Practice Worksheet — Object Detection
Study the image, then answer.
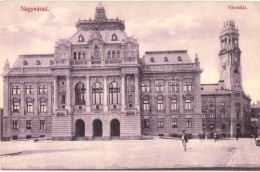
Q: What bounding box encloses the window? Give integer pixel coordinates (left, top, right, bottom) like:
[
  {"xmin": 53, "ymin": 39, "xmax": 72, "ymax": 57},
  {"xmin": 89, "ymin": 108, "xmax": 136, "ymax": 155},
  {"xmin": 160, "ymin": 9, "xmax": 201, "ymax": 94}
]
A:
[
  {"xmin": 26, "ymin": 102, "xmax": 33, "ymax": 112},
  {"xmin": 75, "ymin": 82, "xmax": 86, "ymax": 105},
  {"xmin": 40, "ymin": 120, "xmax": 45, "ymax": 130},
  {"xmin": 26, "ymin": 120, "xmax": 32, "ymax": 129},
  {"xmin": 40, "ymin": 102, "xmax": 47, "ymax": 112},
  {"xmin": 164, "ymin": 57, "xmax": 168, "ymax": 62},
  {"xmin": 202, "ymin": 114, "xmax": 205, "ymax": 119},
  {"xmin": 109, "ymin": 81, "xmax": 120, "ymax": 105},
  {"xmin": 169, "ymin": 82, "xmax": 178, "ymax": 93},
  {"xmin": 157, "ymin": 96, "xmax": 163, "ymax": 111},
  {"xmin": 141, "ymin": 83, "xmax": 150, "ymax": 93},
  {"xmin": 143, "ymin": 100, "xmax": 149, "ymax": 111},
  {"xmin": 111, "ymin": 33, "xmax": 118, "ymax": 41},
  {"xmin": 185, "ymin": 99, "xmax": 192, "ymax": 110},
  {"xmin": 187, "ymin": 82, "xmax": 192, "ymax": 91},
  {"xmin": 78, "ymin": 35, "xmax": 84, "ymax": 42},
  {"xmin": 36, "ymin": 60, "xmax": 41, "ymax": 65},
  {"xmin": 144, "ymin": 119, "xmax": 149, "ymax": 128},
  {"xmin": 50, "ymin": 60, "xmax": 54, "ymax": 65},
  {"xmin": 12, "ymin": 86, "xmax": 20, "ymax": 95},
  {"xmin": 209, "ymin": 101, "xmax": 213, "ymax": 107},
  {"xmin": 78, "ymin": 52, "xmax": 81, "ymax": 59},
  {"xmin": 221, "ymin": 102, "xmax": 225, "ymax": 106},
  {"xmin": 150, "ymin": 57, "xmax": 154, "ymax": 62},
  {"xmin": 13, "ymin": 120, "xmax": 18, "ymax": 129},
  {"xmin": 186, "ymin": 118, "xmax": 192, "ymax": 127},
  {"xmin": 23, "ymin": 61, "xmax": 28, "ymax": 65},
  {"xmin": 172, "ymin": 118, "xmax": 177, "ymax": 128},
  {"xmin": 117, "ymin": 51, "xmax": 120, "ymax": 58},
  {"xmin": 210, "ymin": 123, "xmax": 215, "ymax": 130},
  {"xmin": 156, "ymin": 82, "xmax": 164, "ymax": 92},
  {"xmin": 92, "ymin": 82, "xmax": 103, "ymax": 105},
  {"xmin": 82, "ymin": 52, "xmax": 86, "ymax": 59},
  {"xmin": 183, "ymin": 82, "xmax": 187, "ymax": 92},
  {"xmin": 26, "ymin": 85, "xmax": 33, "ymax": 94},
  {"xmin": 221, "ymin": 109, "xmax": 226, "ymax": 118},
  {"xmin": 61, "ymin": 95, "xmax": 66, "ymax": 104},
  {"xmin": 107, "ymin": 51, "xmax": 111, "ymax": 58},
  {"xmin": 177, "ymin": 56, "xmax": 182, "ymax": 61},
  {"xmin": 210, "ymin": 111, "xmax": 215, "ymax": 118},
  {"xmin": 222, "ymin": 123, "xmax": 226, "ymax": 130},
  {"xmin": 158, "ymin": 119, "xmax": 164, "ymax": 128},
  {"xmin": 171, "ymin": 99, "xmax": 177, "ymax": 110},
  {"xmin": 13, "ymin": 102, "xmax": 19, "ymax": 113},
  {"xmin": 112, "ymin": 51, "xmax": 116, "ymax": 58},
  {"xmin": 73, "ymin": 52, "xmax": 77, "ymax": 59}
]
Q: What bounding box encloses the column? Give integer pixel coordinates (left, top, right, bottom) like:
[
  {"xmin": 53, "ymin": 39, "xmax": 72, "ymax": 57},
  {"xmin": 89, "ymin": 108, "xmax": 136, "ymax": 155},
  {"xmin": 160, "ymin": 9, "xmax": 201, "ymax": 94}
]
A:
[
  {"xmin": 47, "ymin": 82, "xmax": 52, "ymax": 115},
  {"xmin": 66, "ymin": 75, "xmax": 71, "ymax": 114},
  {"xmin": 121, "ymin": 74, "xmax": 125, "ymax": 111},
  {"xmin": 103, "ymin": 76, "xmax": 108, "ymax": 112},
  {"xmin": 85, "ymin": 76, "xmax": 91, "ymax": 112},
  {"xmin": 53, "ymin": 76, "xmax": 58, "ymax": 112},
  {"xmin": 179, "ymin": 79, "xmax": 184, "ymax": 113},
  {"xmin": 34, "ymin": 82, "xmax": 38, "ymax": 116},
  {"xmin": 20, "ymin": 82, "xmax": 25, "ymax": 116},
  {"xmin": 165, "ymin": 80, "xmax": 170, "ymax": 114},
  {"xmin": 134, "ymin": 74, "xmax": 140, "ymax": 112}
]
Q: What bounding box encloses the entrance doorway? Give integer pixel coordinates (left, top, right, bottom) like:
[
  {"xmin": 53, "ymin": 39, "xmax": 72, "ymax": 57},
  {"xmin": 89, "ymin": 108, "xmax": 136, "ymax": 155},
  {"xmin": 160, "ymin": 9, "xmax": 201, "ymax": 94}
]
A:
[
  {"xmin": 110, "ymin": 119, "xmax": 120, "ymax": 137},
  {"xmin": 75, "ymin": 119, "xmax": 85, "ymax": 137},
  {"xmin": 93, "ymin": 119, "xmax": 102, "ymax": 137}
]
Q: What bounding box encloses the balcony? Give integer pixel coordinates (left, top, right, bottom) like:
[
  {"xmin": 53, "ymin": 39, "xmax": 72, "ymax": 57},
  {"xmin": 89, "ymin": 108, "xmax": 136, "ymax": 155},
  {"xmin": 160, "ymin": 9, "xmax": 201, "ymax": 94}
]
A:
[
  {"xmin": 109, "ymin": 104, "xmax": 120, "ymax": 112},
  {"xmin": 184, "ymin": 109, "xmax": 194, "ymax": 113},
  {"xmin": 70, "ymin": 60, "xmax": 88, "ymax": 66},
  {"xmin": 105, "ymin": 58, "xmax": 122, "ymax": 64},
  {"xmin": 74, "ymin": 105, "xmax": 86, "ymax": 113}
]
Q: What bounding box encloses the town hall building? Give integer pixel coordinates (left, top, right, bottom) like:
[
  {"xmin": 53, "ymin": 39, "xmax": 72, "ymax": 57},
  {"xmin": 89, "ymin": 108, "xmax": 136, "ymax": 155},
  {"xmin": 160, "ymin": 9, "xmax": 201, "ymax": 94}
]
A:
[{"xmin": 1, "ymin": 4, "xmax": 251, "ymax": 141}]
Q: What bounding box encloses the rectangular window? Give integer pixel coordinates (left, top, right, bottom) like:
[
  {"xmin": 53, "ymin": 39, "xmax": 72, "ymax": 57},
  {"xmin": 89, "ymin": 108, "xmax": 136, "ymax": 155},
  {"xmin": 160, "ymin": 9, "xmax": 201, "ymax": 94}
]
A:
[
  {"xmin": 210, "ymin": 112, "xmax": 214, "ymax": 118},
  {"xmin": 13, "ymin": 102, "xmax": 19, "ymax": 112},
  {"xmin": 143, "ymin": 100, "xmax": 149, "ymax": 111},
  {"xmin": 236, "ymin": 111, "xmax": 240, "ymax": 118},
  {"xmin": 26, "ymin": 120, "xmax": 32, "ymax": 129},
  {"xmin": 144, "ymin": 119, "xmax": 149, "ymax": 128},
  {"xmin": 157, "ymin": 100, "xmax": 163, "ymax": 111},
  {"xmin": 61, "ymin": 95, "xmax": 66, "ymax": 104},
  {"xmin": 202, "ymin": 114, "xmax": 205, "ymax": 119},
  {"xmin": 40, "ymin": 120, "xmax": 45, "ymax": 130},
  {"xmin": 221, "ymin": 102, "xmax": 225, "ymax": 106},
  {"xmin": 185, "ymin": 100, "xmax": 192, "ymax": 110},
  {"xmin": 171, "ymin": 99, "xmax": 177, "ymax": 110},
  {"xmin": 186, "ymin": 118, "xmax": 192, "ymax": 128},
  {"xmin": 221, "ymin": 109, "xmax": 226, "ymax": 118},
  {"xmin": 158, "ymin": 119, "xmax": 164, "ymax": 128},
  {"xmin": 172, "ymin": 118, "xmax": 177, "ymax": 128},
  {"xmin": 13, "ymin": 120, "xmax": 18, "ymax": 129},
  {"xmin": 26, "ymin": 102, "xmax": 33, "ymax": 112},
  {"xmin": 40, "ymin": 102, "xmax": 47, "ymax": 112},
  {"xmin": 222, "ymin": 123, "xmax": 226, "ymax": 130}
]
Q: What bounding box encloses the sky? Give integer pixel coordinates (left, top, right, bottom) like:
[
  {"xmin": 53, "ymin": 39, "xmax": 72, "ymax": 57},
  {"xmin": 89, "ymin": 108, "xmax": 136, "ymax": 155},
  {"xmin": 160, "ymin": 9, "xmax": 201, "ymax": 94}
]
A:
[{"xmin": 0, "ymin": 1, "xmax": 260, "ymax": 107}]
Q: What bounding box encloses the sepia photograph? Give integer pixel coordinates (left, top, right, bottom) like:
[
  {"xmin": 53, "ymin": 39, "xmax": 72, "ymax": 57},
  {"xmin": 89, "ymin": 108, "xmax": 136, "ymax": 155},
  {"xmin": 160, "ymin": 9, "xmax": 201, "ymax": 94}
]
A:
[{"xmin": 0, "ymin": 1, "xmax": 260, "ymax": 170}]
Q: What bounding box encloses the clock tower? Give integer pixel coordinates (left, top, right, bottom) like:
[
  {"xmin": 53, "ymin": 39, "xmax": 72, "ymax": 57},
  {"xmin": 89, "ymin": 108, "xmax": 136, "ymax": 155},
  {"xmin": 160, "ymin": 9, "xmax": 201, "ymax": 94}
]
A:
[{"xmin": 219, "ymin": 20, "xmax": 243, "ymax": 91}]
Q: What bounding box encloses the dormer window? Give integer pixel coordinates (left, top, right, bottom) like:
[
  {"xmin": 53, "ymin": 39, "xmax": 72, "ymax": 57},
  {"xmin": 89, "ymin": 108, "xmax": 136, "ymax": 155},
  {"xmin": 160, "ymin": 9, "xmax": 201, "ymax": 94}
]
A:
[
  {"xmin": 150, "ymin": 57, "xmax": 155, "ymax": 62},
  {"xmin": 23, "ymin": 61, "xmax": 28, "ymax": 65},
  {"xmin": 111, "ymin": 33, "xmax": 118, "ymax": 41},
  {"xmin": 78, "ymin": 35, "xmax": 84, "ymax": 42},
  {"xmin": 164, "ymin": 57, "xmax": 168, "ymax": 62},
  {"xmin": 177, "ymin": 56, "xmax": 182, "ymax": 62},
  {"xmin": 36, "ymin": 60, "xmax": 41, "ymax": 65}
]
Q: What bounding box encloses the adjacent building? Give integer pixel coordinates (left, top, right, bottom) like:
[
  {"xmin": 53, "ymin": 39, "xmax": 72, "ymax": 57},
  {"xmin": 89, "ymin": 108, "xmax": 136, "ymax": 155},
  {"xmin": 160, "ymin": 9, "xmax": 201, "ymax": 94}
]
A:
[
  {"xmin": 1, "ymin": 5, "xmax": 251, "ymax": 140},
  {"xmin": 251, "ymin": 102, "xmax": 260, "ymax": 137}
]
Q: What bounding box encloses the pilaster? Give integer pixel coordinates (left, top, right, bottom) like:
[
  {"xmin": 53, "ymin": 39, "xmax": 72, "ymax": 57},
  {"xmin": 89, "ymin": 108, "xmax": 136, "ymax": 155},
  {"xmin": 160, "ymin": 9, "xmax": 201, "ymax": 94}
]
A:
[
  {"xmin": 34, "ymin": 82, "xmax": 38, "ymax": 116},
  {"xmin": 66, "ymin": 75, "xmax": 71, "ymax": 113},
  {"xmin": 20, "ymin": 82, "xmax": 25, "ymax": 116},
  {"xmin": 121, "ymin": 74, "xmax": 126, "ymax": 111},
  {"xmin": 103, "ymin": 75, "xmax": 108, "ymax": 112},
  {"xmin": 85, "ymin": 76, "xmax": 91, "ymax": 112},
  {"xmin": 179, "ymin": 79, "xmax": 184, "ymax": 113},
  {"xmin": 134, "ymin": 74, "xmax": 140, "ymax": 112}
]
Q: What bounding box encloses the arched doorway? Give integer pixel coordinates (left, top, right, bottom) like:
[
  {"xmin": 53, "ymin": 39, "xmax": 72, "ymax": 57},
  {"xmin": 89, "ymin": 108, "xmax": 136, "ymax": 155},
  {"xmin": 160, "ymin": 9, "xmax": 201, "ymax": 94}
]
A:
[
  {"xmin": 110, "ymin": 119, "xmax": 120, "ymax": 137},
  {"xmin": 75, "ymin": 119, "xmax": 85, "ymax": 137},
  {"xmin": 93, "ymin": 119, "xmax": 102, "ymax": 137},
  {"xmin": 236, "ymin": 123, "xmax": 241, "ymax": 137}
]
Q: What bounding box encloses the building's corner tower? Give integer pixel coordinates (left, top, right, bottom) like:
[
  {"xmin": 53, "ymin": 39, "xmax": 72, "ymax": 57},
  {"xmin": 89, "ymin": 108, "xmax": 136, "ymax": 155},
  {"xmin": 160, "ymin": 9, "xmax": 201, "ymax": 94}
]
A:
[{"xmin": 219, "ymin": 20, "xmax": 243, "ymax": 91}]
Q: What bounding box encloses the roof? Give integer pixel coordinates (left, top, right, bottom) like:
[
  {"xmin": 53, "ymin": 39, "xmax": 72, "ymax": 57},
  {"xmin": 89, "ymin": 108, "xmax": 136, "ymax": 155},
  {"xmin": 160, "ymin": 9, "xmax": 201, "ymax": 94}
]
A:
[
  {"xmin": 143, "ymin": 50, "xmax": 193, "ymax": 65},
  {"xmin": 12, "ymin": 54, "xmax": 54, "ymax": 68}
]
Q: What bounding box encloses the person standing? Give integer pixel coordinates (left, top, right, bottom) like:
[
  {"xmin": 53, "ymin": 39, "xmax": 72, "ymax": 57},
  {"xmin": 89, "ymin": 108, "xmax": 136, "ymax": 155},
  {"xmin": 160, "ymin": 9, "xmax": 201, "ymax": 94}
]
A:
[
  {"xmin": 236, "ymin": 134, "xmax": 239, "ymax": 141},
  {"xmin": 214, "ymin": 132, "xmax": 218, "ymax": 142},
  {"xmin": 181, "ymin": 130, "xmax": 187, "ymax": 151}
]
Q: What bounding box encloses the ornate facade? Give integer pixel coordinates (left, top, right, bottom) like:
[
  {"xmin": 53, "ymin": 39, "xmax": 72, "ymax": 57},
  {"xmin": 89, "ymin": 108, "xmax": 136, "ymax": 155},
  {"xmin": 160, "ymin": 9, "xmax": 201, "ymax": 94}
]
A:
[{"xmin": 1, "ymin": 5, "xmax": 251, "ymax": 141}]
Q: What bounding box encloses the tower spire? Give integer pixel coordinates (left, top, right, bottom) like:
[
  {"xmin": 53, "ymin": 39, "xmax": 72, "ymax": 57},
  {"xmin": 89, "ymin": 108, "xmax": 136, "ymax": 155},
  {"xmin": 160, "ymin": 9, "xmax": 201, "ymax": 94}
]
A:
[{"xmin": 95, "ymin": 2, "xmax": 107, "ymax": 21}]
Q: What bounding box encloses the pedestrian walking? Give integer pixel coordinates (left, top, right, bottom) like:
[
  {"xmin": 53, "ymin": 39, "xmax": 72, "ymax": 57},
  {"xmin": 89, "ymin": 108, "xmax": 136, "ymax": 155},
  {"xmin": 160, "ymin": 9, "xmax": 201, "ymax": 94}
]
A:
[
  {"xmin": 181, "ymin": 130, "xmax": 188, "ymax": 151},
  {"xmin": 214, "ymin": 132, "xmax": 218, "ymax": 142}
]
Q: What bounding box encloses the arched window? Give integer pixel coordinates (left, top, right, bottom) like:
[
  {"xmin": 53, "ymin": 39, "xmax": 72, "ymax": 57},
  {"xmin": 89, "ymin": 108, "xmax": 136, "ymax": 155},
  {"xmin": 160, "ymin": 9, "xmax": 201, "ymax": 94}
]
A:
[
  {"xmin": 12, "ymin": 86, "xmax": 16, "ymax": 95},
  {"xmin": 16, "ymin": 86, "xmax": 20, "ymax": 94},
  {"xmin": 92, "ymin": 82, "xmax": 103, "ymax": 105},
  {"xmin": 111, "ymin": 33, "xmax": 118, "ymax": 41},
  {"xmin": 156, "ymin": 82, "xmax": 164, "ymax": 92},
  {"xmin": 112, "ymin": 51, "xmax": 116, "ymax": 58},
  {"xmin": 107, "ymin": 51, "xmax": 111, "ymax": 58},
  {"xmin": 39, "ymin": 85, "xmax": 44, "ymax": 94},
  {"xmin": 82, "ymin": 52, "xmax": 86, "ymax": 59},
  {"xmin": 43, "ymin": 85, "xmax": 47, "ymax": 94},
  {"xmin": 150, "ymin": 57, "xmax": 154, "ymax": 62},
  {"xmin": 164, "ymin": 57, "xmax": 168, "ymax": 62},
  {"xmin": 177, "ymin": 56, "xmax": 182, "ymax": 62},
  {"xmin": 188, "ymin": 82, "xmax": 192, "ymax": 91},
  {"xmin": 117, "ymin": 51, "xmax": 120, "ymax": 58},
  {"xmin": 169, "ymin": 82, "xmax": 178, "ymax": 93},
  {"xmin": 78, "ymin": 35, "xmax": 85, "ymax": 42},
  {"xmin": 25, "ymin": 86, "xmax": 30, "ymax": 94},
  {"xmin": 183, "ymin": 82, "xmax": 187, "ymax": 92},
  {"xmin": 109, "ymin": 81, "xmax": 120, "ymax": 105},
  {"xmin": 157, "ymin": 96, "xmax": 164, "ymax": 111},
  {"xmin": 75, "ymin": 82, "xmax": 86, "ymax": 105},
  {"xmin": 73, "ymin": 52, "xmax": 77, "ymax": 59},
  {"xmin": 141, "ymin": 82, "xmax": 150, "ymax": 93},
  {"xmin": 78, "ymin": 52, "xmax": 81, "ymax": 59}
]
